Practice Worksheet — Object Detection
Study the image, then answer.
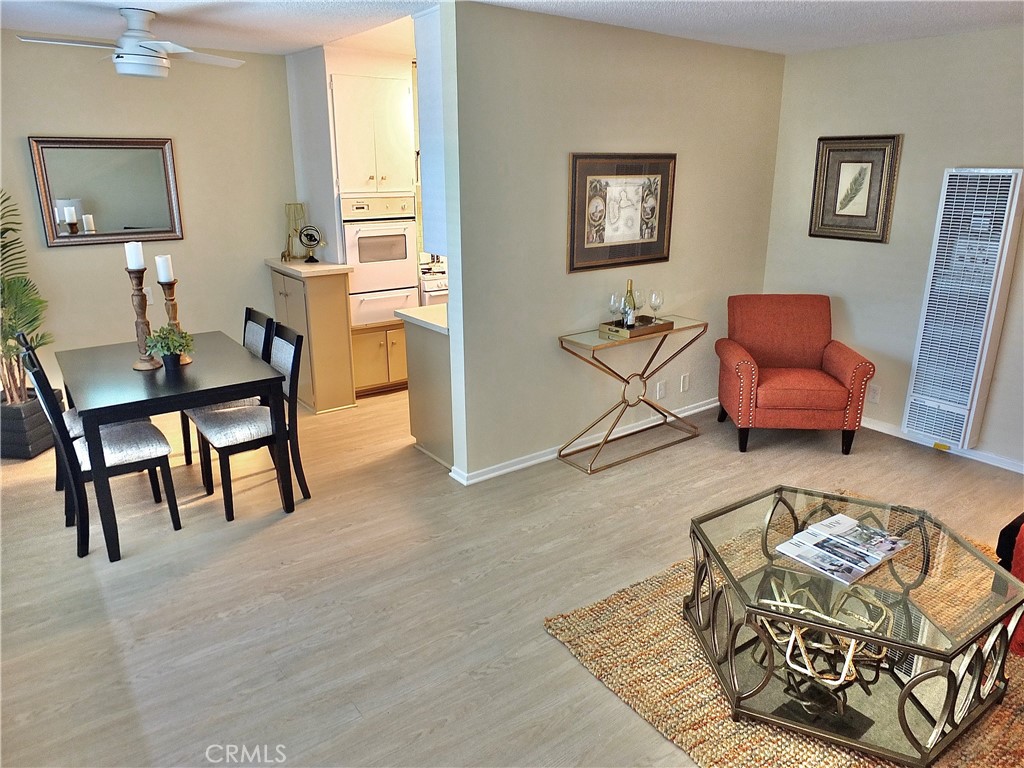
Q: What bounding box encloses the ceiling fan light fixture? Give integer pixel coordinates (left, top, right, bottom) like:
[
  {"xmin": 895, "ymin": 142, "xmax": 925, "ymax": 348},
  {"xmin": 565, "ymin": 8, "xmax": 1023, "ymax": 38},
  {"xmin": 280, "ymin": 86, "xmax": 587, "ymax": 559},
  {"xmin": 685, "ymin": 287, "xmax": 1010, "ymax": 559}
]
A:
[{"xmin": 112, "ymin": 52, "xmax": 169, "ymax": 77}]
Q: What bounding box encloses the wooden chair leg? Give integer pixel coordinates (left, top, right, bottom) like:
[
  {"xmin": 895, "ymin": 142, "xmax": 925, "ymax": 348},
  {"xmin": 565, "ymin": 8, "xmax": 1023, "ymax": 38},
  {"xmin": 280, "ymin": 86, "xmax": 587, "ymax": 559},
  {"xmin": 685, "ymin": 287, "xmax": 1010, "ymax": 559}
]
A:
[
  {"xmin": 219, "ymin": 453, "xmax": 234, "ymax": 522},
  {"xmin": 159, "ymin": 458, "xmax": 182, "ymax": 530},
  {"xmin": 842, "ymin": 429, "xmax": 856, "ymax": 455},
  {"xmin": 180, "ymin": 411, "xmax": 193, "ymax": 465},
  {"xmin": 199, "ymin": 436, "xmax": 214, "ymax": 495},
  {"xmin": 717, "ymin": 405, "xmax": 728, "ymax": 423},
  {"xmin": 63, "ymin": 483, "xmax": 76, "ymax": 527},
  {"xmin": 74, "ymin": 480, "xmax": 89, "ymax": 558},
  {"xmin": 738, "ymin": 428, "xmax": 750, "ymax": 452},
  {"xmin": 148, "ymin": 467, "xmax": 162, "ymax": 503},
  {"xmin": 289, "ymin": 431, "xmax": 311, "ymax": 500}
]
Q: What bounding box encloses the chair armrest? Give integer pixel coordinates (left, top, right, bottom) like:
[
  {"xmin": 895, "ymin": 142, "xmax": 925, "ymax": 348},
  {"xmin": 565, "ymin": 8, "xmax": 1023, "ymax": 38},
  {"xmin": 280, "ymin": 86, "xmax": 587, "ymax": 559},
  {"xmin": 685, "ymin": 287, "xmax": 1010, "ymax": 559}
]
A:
[
  {"xmin": 823, "ymin": 340, "xmax": 876, "ymax": 429},
  {"xmin": 715, "ymin": 338, "xmax": 759, "ymax": 427}
]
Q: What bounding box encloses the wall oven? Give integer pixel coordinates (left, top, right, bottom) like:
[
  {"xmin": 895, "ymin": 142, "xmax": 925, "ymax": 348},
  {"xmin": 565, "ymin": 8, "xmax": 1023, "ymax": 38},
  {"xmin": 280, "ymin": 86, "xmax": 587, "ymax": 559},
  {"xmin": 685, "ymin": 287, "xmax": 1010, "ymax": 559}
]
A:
[{"xmin": 340, "ymin": 195, "xmax": 420, "ymax": 326}]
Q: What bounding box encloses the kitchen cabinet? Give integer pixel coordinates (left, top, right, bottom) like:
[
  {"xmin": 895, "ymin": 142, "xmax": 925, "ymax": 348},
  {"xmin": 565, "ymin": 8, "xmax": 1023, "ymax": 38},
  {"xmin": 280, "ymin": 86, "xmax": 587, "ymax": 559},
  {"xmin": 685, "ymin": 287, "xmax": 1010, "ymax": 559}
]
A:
[
  {"xmin": 266, "ymin": 261, "xmax": 357, "ymax": 413},
  {"xmin": 332, "ymin": 74, "xmax": 415, "ymax": 194},
  {"xmin": 351, "ymin": 320, "xmax": 408, "ymax": 392}
]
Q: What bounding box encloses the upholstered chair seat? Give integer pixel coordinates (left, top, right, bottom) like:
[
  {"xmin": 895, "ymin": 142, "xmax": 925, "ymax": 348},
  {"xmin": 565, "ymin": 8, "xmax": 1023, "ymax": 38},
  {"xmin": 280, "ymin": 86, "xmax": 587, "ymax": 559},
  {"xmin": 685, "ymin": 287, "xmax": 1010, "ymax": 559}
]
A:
[
  {"xmin": 72, "ymin": 421, "xmax": 173, "ymax": 471},
  {"xmin": 716, "ymin": 294, "xmax": 876, "ymax": 453},
  {"xmin": 755, "ymin": 368, "xmax": 851, "ymax": 411},
  {"xmin": 188, "ymin": 405, "xmax": 273, "ymax": 448}
]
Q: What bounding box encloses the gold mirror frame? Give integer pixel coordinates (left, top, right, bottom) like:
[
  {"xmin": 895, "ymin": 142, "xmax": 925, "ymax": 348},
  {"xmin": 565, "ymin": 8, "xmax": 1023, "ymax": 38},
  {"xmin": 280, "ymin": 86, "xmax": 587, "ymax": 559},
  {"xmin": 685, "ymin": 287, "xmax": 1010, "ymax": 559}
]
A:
[{"xmin": 29, "ymin": 136, "xmax": 183, "ymax": 248}]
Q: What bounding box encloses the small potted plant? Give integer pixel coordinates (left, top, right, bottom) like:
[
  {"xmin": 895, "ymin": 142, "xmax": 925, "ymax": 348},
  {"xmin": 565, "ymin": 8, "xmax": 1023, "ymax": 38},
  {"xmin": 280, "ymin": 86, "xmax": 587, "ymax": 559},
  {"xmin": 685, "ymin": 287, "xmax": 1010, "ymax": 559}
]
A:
[{"xmin": 146, "ymin": 324, "xmax": 194, "ymax": 370}]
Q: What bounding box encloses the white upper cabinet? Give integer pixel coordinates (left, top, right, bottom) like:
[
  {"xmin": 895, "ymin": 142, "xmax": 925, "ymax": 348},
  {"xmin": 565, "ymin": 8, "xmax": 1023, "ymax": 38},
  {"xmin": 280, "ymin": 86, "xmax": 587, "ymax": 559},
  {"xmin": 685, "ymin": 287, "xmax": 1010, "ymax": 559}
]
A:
[{"xmin": 332, "ymin": 74, "xmax": 416, "ymax": 195}]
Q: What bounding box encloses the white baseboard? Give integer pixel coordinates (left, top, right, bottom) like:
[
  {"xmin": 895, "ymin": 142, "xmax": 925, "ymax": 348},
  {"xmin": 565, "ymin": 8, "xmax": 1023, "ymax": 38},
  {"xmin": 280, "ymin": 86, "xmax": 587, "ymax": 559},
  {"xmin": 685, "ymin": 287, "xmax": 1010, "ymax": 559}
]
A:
[
  {"xmin": 449, "ymin": 398, "xmax": 720, "ymax": 486},
  {"xmin": 861, "ymin": 417, "xmax": 1024, "ymax": 474},
  {"xmin": 448, "ymin": 405, "xmax": 1022, "ymax": 486}
]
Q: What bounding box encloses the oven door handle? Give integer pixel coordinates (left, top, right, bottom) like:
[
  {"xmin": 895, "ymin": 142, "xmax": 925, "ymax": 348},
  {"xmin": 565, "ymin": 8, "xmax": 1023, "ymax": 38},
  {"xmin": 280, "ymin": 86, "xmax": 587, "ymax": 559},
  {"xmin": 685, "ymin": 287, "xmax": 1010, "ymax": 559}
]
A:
[
  {"xmin": 349, "ymin": 224, "xmax": 410, "ymax": 235},
  {"xmin": 356, "ymin": 293, "xmax": 413, "ymax": 301}
]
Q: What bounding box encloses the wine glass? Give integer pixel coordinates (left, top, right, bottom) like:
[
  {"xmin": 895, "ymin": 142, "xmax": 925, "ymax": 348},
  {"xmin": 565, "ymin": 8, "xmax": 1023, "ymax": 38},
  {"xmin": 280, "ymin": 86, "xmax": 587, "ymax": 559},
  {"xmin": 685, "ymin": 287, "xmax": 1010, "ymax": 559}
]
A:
[
  {"xmin": 649, "ymin": 289, "xmax": 665, "ymax": 321},
  {"xmin": 633, "ymin": 287, "xmax": 646, "ymax": 322},
  {"xmin": 608, "ymin": 292, "xmax": 624, "ymax": 325}
]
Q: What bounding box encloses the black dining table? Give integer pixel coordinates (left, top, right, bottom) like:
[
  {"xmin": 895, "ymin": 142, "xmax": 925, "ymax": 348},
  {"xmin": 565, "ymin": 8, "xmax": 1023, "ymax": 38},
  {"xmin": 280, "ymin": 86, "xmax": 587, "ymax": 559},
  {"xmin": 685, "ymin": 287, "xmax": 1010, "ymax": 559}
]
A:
[{"xmin": 55, "ymin": 331, "xmax": 294, "ymax": 561}]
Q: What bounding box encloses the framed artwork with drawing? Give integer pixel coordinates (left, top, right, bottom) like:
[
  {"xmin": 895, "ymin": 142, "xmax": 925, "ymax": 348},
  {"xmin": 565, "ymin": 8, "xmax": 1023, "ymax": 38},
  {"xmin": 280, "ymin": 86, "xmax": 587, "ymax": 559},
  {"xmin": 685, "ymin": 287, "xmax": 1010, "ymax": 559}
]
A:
[
  {"xmin": 808, "ymin": 135, "xmax": 903, "ymax": 243},
  {"xmin": 567, "ymin": 153, "xmax": 676, "ymax": 273}
]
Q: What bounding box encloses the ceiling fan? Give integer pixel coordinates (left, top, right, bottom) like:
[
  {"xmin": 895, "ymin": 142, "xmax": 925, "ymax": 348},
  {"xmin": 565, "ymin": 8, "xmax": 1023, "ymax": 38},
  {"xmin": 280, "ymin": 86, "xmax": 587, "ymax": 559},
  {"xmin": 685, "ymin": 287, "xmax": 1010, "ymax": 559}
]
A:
[{"xmin": 17, "ymin": 7, "xmax": 245, "ymax": 78}]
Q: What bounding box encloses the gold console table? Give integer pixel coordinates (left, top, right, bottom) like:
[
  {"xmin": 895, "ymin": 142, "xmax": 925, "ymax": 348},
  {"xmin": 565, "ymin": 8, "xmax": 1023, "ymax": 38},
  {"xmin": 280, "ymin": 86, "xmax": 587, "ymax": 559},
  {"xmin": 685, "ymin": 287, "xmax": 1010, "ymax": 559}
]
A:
[{"xmin": 557, "ymin": 314, "xmax": 708, "ymax": 474}]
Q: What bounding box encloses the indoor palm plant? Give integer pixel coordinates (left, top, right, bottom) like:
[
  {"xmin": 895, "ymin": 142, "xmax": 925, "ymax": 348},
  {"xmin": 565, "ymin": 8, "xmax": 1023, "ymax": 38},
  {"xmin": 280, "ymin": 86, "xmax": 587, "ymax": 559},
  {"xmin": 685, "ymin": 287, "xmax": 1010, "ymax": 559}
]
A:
[{"xmin": 1, "ymin": 189, "xmax": 57, "ymax": 458}]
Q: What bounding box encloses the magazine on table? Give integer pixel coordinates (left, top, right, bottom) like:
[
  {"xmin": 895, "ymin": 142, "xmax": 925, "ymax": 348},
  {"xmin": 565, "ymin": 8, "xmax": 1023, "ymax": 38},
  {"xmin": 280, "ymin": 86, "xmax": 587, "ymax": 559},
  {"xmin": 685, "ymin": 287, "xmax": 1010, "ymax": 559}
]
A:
[{"xmin": 775, "ymin": 513, "xmax": 911, "ymax": 585}]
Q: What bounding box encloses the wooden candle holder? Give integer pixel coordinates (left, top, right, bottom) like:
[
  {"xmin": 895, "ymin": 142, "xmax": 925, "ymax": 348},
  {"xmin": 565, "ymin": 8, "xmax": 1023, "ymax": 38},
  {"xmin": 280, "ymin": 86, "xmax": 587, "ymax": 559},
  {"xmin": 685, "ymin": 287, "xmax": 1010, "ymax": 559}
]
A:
[
  {"xmin": 126, "ymin": 268, "xmax": 161, "ymax": 370},
  {"xmin": 157, "ymin": 279, "xmax": 191, "ymax": 365}
]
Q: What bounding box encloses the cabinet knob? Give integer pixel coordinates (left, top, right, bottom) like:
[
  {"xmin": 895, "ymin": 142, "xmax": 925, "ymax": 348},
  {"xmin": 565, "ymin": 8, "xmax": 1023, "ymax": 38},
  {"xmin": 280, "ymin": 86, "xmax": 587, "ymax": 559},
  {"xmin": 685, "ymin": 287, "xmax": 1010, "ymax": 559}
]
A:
[
  {"xmin": 369, "ymin": 175, "xmax": 375, "ymax": 180},
  {"xmin": 379, "ymin": 341, "xmax": 385, "ymax": 347},
  {"xmin": 381, "ymin": 175, "xmax": 388, "ymax": 181}
]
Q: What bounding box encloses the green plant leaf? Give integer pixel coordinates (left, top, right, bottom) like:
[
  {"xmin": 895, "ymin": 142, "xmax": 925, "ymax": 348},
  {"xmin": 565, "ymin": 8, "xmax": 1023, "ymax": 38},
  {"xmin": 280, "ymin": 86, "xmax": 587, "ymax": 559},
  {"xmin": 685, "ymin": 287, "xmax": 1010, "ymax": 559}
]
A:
[
  {"xmin": 837, "ymin": 166, "xmax": 868, "ymax": 212},
  {"xmin": 0, "ymin": 191, "xmax": 51, "ymax": 403},
  {"xmin": 1, "ymin": 189, "xmax": 28, "ymax": 279}
]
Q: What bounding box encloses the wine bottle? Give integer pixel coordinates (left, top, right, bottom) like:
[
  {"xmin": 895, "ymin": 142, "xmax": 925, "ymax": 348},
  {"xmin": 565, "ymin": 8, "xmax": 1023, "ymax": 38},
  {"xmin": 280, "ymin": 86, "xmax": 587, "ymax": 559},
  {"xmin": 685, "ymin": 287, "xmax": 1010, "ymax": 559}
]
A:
[{"xmin": 623, "ymin": 279, "xmax": 636, "ymax": 328}]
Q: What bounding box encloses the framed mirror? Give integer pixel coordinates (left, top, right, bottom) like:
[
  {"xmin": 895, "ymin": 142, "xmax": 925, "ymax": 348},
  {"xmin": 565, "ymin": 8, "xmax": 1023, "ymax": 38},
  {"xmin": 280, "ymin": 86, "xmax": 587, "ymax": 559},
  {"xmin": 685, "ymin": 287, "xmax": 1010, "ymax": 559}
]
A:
[{"xmin": 29, "ymin": 136, "xmax": 183, "ymax": 247}]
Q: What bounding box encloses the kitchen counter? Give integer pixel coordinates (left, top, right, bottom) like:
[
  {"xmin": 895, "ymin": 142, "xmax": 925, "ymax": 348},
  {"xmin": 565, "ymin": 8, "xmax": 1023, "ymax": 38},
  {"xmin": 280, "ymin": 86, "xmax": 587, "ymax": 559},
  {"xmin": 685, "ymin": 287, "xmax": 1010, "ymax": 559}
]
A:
[
  {"xmin": 264, "ymin": 258, "xmax": 354, "ymax": 279},
  {"xmin": 394, "ymin": 305, "xmax": 453, "ymax": 468},
  {"xmin": 394, "ymin": 304, "xmax": 448, "ymax": 335}
]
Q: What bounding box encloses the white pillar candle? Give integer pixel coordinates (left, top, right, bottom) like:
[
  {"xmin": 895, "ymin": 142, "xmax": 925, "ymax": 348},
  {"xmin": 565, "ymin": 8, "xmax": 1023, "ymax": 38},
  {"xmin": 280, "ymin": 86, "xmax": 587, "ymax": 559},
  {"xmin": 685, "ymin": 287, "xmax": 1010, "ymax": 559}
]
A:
[
  {"xmin": 54, "ymin": 206, "xmax": 62, "ymax": 223},
  {"xmin": 63, "ymin": 206, "xmax": 78, "ymax": 224},
  {"xmin": 155, "ymin": 254, "xmax": 174, "ymax": 283},
  {"xmin": 125, "ymin": 241, "xmax": 145, "ymax": 270},
  {"xmin": 81, "ymin": 214, "xmax": 95, "ymax": 232}
]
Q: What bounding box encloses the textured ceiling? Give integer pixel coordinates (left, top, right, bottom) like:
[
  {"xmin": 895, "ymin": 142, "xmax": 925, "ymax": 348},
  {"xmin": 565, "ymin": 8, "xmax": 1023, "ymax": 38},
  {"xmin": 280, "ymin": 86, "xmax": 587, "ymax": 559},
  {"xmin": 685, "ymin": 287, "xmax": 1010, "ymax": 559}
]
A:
[{"xmin": 1, "ymin": 0, "xmax": 1021, "ymax": 57}]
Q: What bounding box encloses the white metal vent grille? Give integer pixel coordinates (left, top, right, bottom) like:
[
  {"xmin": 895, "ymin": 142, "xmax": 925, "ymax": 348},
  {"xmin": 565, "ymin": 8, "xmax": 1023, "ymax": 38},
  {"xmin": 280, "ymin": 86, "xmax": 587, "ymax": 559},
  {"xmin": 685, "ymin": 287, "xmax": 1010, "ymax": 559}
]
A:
[
  {"xmin": 905, "ymin": 400, "xmax": 967, "ymax": 446},
  {"xmin": 903, "ymin": 168, "xmax": 1023, "ymax": 449}
]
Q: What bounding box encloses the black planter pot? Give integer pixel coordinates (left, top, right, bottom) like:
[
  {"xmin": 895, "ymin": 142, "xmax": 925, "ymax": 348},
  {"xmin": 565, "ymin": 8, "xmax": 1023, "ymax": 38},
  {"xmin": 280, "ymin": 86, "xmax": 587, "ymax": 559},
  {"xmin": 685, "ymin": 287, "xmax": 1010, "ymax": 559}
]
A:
[
  {"xmin": 0, "ymin": 389, "xmax": 63, "ymax": 459},
  {"xmin": 161, "ymin": 353, "xmax": 182, "ymax": 370}
]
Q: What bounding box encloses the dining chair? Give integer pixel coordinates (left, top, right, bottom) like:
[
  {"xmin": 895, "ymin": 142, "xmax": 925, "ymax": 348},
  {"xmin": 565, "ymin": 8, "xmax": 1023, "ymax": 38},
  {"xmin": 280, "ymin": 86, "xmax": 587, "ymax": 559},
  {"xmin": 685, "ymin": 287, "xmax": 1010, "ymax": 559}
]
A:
[
  {"xmin": 18, "ymin": 335, "xmax": 181, "ymax": 555},
  {"xmin": 180, "ymin": 307, "xmax": 275, "ymax": 465},
  {"xmin": 14, "ymin": 334, "xmax": 150, "ymax": 497},
  {"xmin": 190, "ymin": 322, "xmax": 311, "ymax": 521}
]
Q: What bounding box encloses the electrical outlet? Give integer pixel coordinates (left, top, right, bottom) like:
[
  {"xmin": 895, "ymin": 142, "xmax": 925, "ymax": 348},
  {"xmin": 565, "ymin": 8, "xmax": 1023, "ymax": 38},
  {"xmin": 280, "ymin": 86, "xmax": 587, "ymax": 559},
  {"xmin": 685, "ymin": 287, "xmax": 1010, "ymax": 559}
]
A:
[
  {"xmin": 655, "ymin": 380, "xmax": 666, "ymax": 400},
  {"xmin": 680, "ymin": 373, "xmax": 690, "ymax": 392},
  {"xmin": 867, "ymin": 383, "xmax": 881, "ymax": 404}
]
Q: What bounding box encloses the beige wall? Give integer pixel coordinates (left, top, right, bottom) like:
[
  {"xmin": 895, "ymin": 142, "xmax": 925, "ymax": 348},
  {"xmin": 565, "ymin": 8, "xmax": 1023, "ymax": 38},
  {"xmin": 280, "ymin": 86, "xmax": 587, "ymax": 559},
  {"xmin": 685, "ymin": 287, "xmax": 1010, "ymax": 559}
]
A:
[
  {"xmin": 1, "ymin": 29, "xmax": 294, "ymax": 372},
  {"xmin": 764, "ymin": 27, "xmax": 1024, "ymax": 466},
  {"xmin": 452, "ymin": 4, "xmax": 784, "ymax": 473}
]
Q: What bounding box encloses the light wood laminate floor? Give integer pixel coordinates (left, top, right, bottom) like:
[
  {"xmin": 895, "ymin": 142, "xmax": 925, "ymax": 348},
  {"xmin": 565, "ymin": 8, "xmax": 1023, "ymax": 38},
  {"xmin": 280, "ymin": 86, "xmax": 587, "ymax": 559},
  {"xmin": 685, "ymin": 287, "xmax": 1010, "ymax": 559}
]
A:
[{"xmin": 1, "ymin": 392, "xmax": 1021, "ymax": 767}]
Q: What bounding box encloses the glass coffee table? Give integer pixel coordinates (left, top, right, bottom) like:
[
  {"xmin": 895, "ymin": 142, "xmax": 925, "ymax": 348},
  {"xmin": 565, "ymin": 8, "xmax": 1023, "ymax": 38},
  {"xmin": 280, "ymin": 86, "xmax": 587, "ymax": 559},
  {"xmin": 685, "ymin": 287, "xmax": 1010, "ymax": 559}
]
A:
[{"xmin": 683, "ymin": 486, "xmax": 1024, "ymax": 767}]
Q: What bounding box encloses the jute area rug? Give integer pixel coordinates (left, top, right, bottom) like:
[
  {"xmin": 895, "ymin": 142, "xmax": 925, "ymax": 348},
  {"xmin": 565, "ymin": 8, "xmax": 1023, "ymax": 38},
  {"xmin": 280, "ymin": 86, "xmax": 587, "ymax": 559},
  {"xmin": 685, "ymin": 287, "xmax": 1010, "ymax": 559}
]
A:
[{"xmin": 544, "ymin": 553, "xmax": 1023, "ymax": 768}]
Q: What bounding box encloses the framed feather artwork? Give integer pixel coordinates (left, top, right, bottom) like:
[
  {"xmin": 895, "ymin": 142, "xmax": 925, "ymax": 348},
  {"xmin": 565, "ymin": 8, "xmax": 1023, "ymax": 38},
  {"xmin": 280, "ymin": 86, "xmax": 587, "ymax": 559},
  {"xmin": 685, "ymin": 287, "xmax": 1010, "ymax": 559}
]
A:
[{"xmin": 809, "ymin": 135, "xmax": 902, "ymax": 243}]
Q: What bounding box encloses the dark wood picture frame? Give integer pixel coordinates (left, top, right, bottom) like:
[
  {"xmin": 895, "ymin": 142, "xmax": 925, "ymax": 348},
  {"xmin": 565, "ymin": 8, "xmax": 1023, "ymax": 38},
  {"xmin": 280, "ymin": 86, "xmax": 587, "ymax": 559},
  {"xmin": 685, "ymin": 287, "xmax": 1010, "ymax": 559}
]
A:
[
  {"xmin": 567, "ymin": 153, "xmax": 676, "ymax": 273},
  {"xmin": 808, "ymin": 134, "xmax": 902, "ymax": 243}
]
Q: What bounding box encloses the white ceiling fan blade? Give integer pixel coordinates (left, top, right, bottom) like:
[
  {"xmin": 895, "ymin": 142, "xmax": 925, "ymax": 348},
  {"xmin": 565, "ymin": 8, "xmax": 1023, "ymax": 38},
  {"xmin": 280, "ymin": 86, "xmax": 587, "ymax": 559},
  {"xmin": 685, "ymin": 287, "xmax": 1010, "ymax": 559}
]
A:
[
  {"xmin": 173, "ymin": 51, "xmax": 245, "ymax": 68},
  {"xmin": 142, "ymin": 41, "xmax": 245, "ymax": 68},
  {"xmin": 18, "ymin": 35, "xmax": 116, "ymax": 50}
]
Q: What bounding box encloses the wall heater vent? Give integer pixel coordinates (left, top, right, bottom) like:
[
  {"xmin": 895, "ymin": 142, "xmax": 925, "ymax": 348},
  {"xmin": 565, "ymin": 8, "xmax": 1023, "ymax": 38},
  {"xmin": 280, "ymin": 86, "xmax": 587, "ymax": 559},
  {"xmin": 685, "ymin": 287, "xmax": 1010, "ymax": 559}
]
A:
[{"xmin": 903, "ymin": 168, "xmax": 1023, "ymax": 449}]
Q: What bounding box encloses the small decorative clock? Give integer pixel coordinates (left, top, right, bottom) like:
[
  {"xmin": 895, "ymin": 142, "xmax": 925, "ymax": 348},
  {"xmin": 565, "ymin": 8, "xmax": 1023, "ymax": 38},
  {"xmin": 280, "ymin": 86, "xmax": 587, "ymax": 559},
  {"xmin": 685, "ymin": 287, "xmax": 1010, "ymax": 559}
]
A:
[{"xmin": 297, "ymin": 225, "xmax": 325, "ymax": 263}]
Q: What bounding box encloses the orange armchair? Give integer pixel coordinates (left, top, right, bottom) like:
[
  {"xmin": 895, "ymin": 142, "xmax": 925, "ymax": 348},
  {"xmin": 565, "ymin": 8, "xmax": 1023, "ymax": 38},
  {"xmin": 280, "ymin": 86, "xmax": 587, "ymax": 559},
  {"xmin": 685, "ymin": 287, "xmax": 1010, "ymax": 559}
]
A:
[{"xmin": 715, "ymin": 294, "xmax": 876, "ymax": 454}]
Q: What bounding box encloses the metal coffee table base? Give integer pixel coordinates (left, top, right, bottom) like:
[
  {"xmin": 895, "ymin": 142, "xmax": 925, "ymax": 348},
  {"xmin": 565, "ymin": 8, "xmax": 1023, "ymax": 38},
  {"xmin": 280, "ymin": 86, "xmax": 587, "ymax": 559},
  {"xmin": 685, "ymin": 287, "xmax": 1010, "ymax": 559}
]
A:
[{"xmin": 683, "ymin": 530, "xmax": 1023, "ymax": 767}]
